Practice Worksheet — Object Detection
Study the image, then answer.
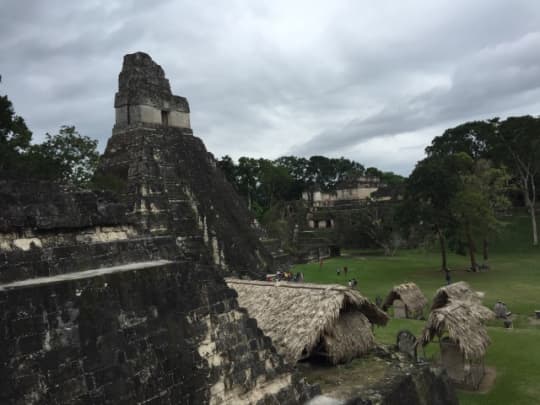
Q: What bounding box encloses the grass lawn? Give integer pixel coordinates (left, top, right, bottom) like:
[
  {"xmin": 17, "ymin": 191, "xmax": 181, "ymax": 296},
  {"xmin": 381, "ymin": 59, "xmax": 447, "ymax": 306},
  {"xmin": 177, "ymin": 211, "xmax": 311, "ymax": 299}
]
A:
[{"xmin": 292, "ymin": 214, "xmax": 540, "ymax": 405}]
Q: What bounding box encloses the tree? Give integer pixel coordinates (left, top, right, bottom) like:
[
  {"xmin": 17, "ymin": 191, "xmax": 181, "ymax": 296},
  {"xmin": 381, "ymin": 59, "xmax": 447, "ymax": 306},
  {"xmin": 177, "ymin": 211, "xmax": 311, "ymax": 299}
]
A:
[
  {"xmin": 426, "ymin": 121, "xmax": 492, "ymax": 160},
  {"xmin": 257, "ymin": 160, "xmax": 294, "ymax": 208},
  {"xmin": 487, "ymin": 116, "xmax": 540, "ymax": 246},
  {"xmin": 449, "ymin": 160, "xmax": 510, "ymax": 271},
  {"xmin": 357, "ymin": 201, "xmax": 401, "ymax": 256},
  {"xmin": 469, "ymin": 160, "xmax": 511, "ymax": 264},
  {"xmin": 404, "ymin": 154, "xmax": 465, "ymax": 271},
  {"xmin": 274, "ymin": 155, "xmax": 311, "ymax": 199},
  {"xmin": 235, "ymin": 157, "xmax": 260, "ymax": 210},
  {"xmin": 0, "ymin": 93, "xmax": 32, "ymax": 175},
  {"xmin": 365, "ymin": 167, "xmax": 382, "ymax": 177},
  {"xmin": 426, "ymin": 116, "xmax": 540, "ymax": 247},
  {"xmin": 217, "ymin": 155, "xmax": 237, "ymax": 185},
  {"xmin": 31, "ymin": 126, "xmax": 99, "ymax": 187}
]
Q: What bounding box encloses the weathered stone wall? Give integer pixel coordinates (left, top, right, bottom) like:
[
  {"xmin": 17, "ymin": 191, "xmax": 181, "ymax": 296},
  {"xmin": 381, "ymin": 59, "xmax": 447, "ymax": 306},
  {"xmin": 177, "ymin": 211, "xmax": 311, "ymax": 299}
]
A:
[
  {"xmin": 114, "ymin": 52, "xmax": 190, "ymax": 130},
  {"xmin": 0, "ymin": 181, "xmax": 176, "ymax": 284},
  {"xmin": 98, "ymin": 126, "xmax": 276, "ymax": 279},
  {"xmin": 0, "ymin": 181, "xmax": 127, "ymax": 232},
  {"xmin": 0, "ymin": 261, "xmax": 314, "ymax": 404}
]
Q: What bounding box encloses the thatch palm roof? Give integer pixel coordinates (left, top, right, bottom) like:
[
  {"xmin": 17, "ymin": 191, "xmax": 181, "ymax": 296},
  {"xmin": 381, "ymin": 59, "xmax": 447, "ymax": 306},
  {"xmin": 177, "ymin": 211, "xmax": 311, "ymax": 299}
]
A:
[
  {"xmin": 226, "ymin": 279, "xmax": 388, "ymax": 365},
  {"xmin": 421, "ymin": 281, "xmax": 495, "ymax": 360},
  {"xmin": 382, "ymin": 282, "xmax": 428, "ymax": 313},
  {"xmin": 431, "ymin": 281, "xmax": 485, "ymax": 310},
  {"xmin": 420, "ymin": 300, "xmax": 494, "ymax": 360}
]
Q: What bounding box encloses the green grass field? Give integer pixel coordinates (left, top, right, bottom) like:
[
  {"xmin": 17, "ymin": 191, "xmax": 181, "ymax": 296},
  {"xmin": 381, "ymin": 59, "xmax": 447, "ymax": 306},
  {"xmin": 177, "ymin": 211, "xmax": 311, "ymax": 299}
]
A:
[{"xmin": 292, "ymin": 214, "xmax": 540, "ymax": 405}]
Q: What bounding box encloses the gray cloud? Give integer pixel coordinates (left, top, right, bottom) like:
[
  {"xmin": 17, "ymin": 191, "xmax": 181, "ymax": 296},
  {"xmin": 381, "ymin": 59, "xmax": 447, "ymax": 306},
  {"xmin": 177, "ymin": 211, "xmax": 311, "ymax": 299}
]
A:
[{"xmin": 1, "ymin": 0, "xmax": 540, "ymax": 175}]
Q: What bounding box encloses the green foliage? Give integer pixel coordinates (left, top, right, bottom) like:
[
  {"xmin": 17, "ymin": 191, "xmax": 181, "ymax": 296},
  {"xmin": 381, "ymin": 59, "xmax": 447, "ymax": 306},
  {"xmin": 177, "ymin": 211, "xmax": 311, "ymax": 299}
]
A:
[
  {"xmin": 216, "ymin": 154, "xmax": 236, "ymax": 185},
  {"xmin": 425, "ymin": 116, "xmax": 540, "ymax": 245},
  {"xmin": 426, "ymin": 120, "xmax": 493, "ymax": 159},
  {"xmin": 31, "ymin": 125, "xmax": 99, "ymax": 186},
  {"xmin": 218, "ymin": 154, "xmax": 397, "ymax": 220},
  {"xmin": 1, "ymin": 86, "xmax": 99, "ymax": 186},
  {"xmin": 350, "ymin": 202, "xmax": 402, "ymax": 255},
  {"xmin": 0, "ymin": 93, "xmax": 33, "ymax": 176}
]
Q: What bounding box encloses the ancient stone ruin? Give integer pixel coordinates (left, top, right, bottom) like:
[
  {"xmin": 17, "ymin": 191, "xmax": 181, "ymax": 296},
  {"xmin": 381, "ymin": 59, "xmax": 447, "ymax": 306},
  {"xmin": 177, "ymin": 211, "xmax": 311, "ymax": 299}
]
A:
[
  {"xmin": 0, "ymin": 52, "xmax": 461, "ymax": 405},
  {"xmin": 0, "ymin": 52, "xmax": 316, "ymax": 404}
]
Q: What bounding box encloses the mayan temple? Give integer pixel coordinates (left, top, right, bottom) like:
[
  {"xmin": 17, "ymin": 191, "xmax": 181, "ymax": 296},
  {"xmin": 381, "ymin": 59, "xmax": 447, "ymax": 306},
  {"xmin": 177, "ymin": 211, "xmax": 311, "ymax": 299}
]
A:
[{"xmin": 0, "ymin": 52, "xmax": 316, "ymax": 404}]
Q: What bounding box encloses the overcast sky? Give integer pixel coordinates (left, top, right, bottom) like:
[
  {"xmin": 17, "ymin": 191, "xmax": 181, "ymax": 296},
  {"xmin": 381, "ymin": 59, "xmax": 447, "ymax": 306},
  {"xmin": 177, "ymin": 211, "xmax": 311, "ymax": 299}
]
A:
[{"xmin": 2, "ymin": 0, "xmax": 540, "ymax": 175}]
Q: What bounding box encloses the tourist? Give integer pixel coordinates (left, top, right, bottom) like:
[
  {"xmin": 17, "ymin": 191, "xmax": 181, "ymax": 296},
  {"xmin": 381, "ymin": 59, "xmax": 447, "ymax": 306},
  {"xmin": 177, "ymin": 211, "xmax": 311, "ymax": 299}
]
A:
[
  {"xmin": 336, "ymin": 268, "xmax": 341, "ymax": 276},
  {"xmin": 344, "ymin": 266, "xmax": 348, "ymax": 275}
]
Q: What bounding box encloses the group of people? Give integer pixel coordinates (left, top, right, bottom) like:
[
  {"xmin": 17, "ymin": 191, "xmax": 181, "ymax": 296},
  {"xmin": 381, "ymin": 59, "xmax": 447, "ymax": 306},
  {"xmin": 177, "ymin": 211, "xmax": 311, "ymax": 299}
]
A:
[{"xmin": 334, "ymin": 266, "xmax": 358, "ymax": 288}]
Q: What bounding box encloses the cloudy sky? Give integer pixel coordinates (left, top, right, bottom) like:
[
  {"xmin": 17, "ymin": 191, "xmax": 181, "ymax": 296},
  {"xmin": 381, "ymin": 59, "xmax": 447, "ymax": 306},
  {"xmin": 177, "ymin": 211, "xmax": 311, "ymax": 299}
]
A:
[{"xmin": 2, "ymin": 0, "xmax": 540, "ymax": 175}]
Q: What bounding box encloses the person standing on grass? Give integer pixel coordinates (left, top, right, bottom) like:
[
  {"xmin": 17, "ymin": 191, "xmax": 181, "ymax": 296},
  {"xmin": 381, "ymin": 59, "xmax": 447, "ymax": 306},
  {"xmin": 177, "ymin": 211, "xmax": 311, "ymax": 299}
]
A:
[
  {"xmin": 344, "ymin": 266, "xmax": 348, "ymax": 275},
  {"xmin": 336, "ymin": 268, "xmax": 341, "ymax": 276}
]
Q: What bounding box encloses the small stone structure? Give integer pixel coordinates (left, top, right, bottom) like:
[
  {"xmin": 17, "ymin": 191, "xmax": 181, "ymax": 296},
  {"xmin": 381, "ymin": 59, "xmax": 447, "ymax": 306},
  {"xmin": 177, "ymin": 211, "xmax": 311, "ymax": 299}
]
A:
[
  {"xmin": 396, "ymin": 330, "xmax": 418, "ymax": 361},
  {"xmin": 302, "ymin": 177, "xmax": 384, "ymax": 209},
  {"xmin": 114, "ymin": 52, "xmax": 190, "ymax": 130}
]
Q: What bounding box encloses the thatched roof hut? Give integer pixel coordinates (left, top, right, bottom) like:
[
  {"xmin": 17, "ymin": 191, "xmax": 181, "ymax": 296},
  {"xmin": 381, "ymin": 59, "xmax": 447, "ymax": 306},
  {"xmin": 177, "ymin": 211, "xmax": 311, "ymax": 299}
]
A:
[
  {"xmin": 420, "ymin": 300, "xmax": 493, "ymax": 360},
  {"xmin": 382, "ymin": 282, "xmax": 428, "ymax": 318},
  {"xmin": 422, "ymin": 281, "xmax": 494, "ymax": 356},
  {"xmin": 431, "ymin": 281, "xmax": 485, "ymax": 310},
  {"xmin": 226, "ymin": 279, "xmax": 388, "ymax": 365},
  {"xmin": 420, "ymin": 281, "xmax": 495, "ymax": 389}
]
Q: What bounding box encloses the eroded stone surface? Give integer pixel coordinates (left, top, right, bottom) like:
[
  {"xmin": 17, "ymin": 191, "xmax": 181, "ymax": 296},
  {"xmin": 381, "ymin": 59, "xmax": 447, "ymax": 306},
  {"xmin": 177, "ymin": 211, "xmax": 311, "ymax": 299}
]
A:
[
  {"xmin": 0, "ymin": 262, "xmax": 315, "ymax": 404},
  {"xmin": 301, "ymin": 349, "xmax": 458, "ymax": 405}
]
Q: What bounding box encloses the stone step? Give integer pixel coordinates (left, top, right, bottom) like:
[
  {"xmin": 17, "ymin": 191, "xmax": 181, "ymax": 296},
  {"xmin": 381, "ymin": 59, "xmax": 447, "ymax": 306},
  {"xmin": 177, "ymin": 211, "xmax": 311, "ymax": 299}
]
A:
[
  {"xmin": 0, "ymin": 235, "xmax": 176, "ymax": 284},
  {"xmin": 0, "ymin": 259, "xmax": 174, "ymax": 291}
]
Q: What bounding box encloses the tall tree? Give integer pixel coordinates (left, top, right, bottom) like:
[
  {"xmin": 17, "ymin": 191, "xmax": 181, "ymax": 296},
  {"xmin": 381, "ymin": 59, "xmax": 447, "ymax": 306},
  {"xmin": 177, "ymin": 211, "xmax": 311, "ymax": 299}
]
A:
[
  {"xmin": 235, "ymin": 157, "xmax": 260, "ymax": 210},
  {"xmin": 471, "ymin": 160, "xmax": 511, "ymax": 264},
  {"xmin": 449, "ymin": 160, "xmax": 510, "ymax": 270},
  {"xmin": 488, "ymin": 116, "xmax": 540, "ymax": 246},
  {"xmin": 426, "ymin": 121, "xmax": 492, "ymax": 159},
  {"xmin": 32, "ymin": 126, "xmax": 99, "ymax": 186},
  {"xmin": 217, "ymin": 155, "xmax": 237, "ymax": 185},
  {"xmin": 426, "ymin": 116, "xmax": 540, "ymax": 246},
  {"xmin": 0, "ymin": 93, "xmax": 32, "ymax": 175},
  {"xmin": 405, "ymin": 154, "xmax": 466, "ymax": 271}
]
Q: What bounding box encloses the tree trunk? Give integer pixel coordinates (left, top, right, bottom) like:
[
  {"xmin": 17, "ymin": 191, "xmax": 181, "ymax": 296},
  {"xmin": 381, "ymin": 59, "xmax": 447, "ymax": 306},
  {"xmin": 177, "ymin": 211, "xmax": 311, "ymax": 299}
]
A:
[
  {"xmin": 483, "ymin": 238, "xmax": 488, "ymax": 261},
  {"xmin": 465, "ymin": 221, "xmax": 477, "ymax": 271},
  {"xmin": 521, "ymin": 173, "xmax": 538, "ymax": 246},
  {"xmin": 529, "ymin": 175, "xmax": 538, "ymax": 246},
  {"xmin": 531, "ymin": 206, "xmax": 538, "ymax": 246},
  {"xmin": 436, "ymin": 225, "xmax": 448, "ymax": 271}
]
